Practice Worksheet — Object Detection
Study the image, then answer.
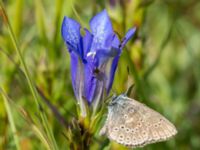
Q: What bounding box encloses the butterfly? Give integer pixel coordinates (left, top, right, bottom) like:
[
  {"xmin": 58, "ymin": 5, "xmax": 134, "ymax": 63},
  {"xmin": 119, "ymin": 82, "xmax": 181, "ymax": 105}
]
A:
[{"xmin": 100, "ymin": 94, "xmax": 177, "ymax": 148}]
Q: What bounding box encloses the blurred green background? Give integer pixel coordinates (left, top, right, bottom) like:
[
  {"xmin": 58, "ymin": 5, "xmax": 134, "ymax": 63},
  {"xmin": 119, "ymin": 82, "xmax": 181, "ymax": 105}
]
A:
[{"xmin": 0, "ymin": 0, "xmax": 200, "ymax": 149}]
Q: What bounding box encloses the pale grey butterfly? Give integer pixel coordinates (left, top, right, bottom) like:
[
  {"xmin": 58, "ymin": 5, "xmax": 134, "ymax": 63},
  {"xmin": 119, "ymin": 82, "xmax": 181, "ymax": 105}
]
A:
[{"xmin": 100, "ymin": 94, "xmax": 177, "ymax": 148}]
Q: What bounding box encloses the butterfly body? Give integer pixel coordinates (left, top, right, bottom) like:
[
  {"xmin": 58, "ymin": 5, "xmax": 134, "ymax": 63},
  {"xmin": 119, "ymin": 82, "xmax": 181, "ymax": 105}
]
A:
[{"xmin": 100, "ymin": 94, "xmax": 177, "ymax": 148}]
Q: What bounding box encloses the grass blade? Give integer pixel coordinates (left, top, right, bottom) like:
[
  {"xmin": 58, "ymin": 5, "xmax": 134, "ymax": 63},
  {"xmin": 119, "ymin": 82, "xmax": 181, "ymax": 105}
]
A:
[
  {"xmin": 0, "ymin": 2, "xmax": 58, "ymax": 150},
  {"xmin": 0, "ymin": 88, "xmax": 21, "ymax": 150}
]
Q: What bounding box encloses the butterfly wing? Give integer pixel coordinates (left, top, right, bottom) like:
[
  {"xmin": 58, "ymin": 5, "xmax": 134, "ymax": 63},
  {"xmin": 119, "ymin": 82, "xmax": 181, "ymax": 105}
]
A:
[
  {"xmin": 135, "ymin": 99, "xmax": 177, "ymax": 147},
  {"xmin": 100, "ymin": 95, "xmax": 177, "ymax": 148}
]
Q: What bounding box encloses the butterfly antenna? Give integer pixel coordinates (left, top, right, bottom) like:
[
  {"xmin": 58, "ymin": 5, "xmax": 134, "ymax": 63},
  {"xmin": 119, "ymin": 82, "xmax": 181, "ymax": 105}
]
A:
[
  {"xmin": 125, "ymin": 84, "xmax": 135, "ymax": 96},
  {"xmin": 125, "ymin": 66, "xmax": 135, "ymax": 96},
  {"xmin": 104, "ymin": 94, "xmax": 113, "ymax": 105}
]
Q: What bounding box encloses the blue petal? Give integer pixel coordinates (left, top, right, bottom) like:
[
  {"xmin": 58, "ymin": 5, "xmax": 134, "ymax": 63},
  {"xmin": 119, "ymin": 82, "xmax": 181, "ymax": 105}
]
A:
[
  {"xmin": 121, "ymin": 27, "xmax": 136, "ymax": 48},
  {"xmin": 84, "ymin": 62, "xmax": 108, "ymax": 104},
  {"xmin": 106, "ymin": 56, "xmax": 119, "ymax": 93},
  {"xmin": 94, "ymin": 48, "xmax": 119, "ymax": 67},
  {"xmin": 84, "ymin": 62, "xmax": 98, "ymax": 103},
  {"xmin": 82, "ymin": 28, "xmax": 93, "ymax": 58},
  {"xmin": 85, "ymin": 49, "xmax": 119, "ymax": 98},
  {"xmin": 111, "ymin": 34, "xmax": 121, "ymax": 49},
  {"xmin": 92, "ymin": 33, "xmax": 121, "ymax": 67},
  {"xmin": 90, "ymin": 10, "xmax": 113, "ymax": 51},
  {"xmin": 61, "ymin": 17, "xmax": 82, "ymax": 55},
  {"xmin": 70, "ymin": 51, "xmax": 80, "ymax": 99},
  {"xmin": 105, "ymin": 34, "xmax": 121, "ymax": 93},
  {"xmin": 70, "ymin": 51, "xmax": 88, "ymax": 116},
  {"xmin": 106, "ymin": 28, "xmax": 136, "ymax": 93},
  {"xmin": 84, "ymin": 34, "xmax": 121, "ymax": 98},
  {"xmin": 70, "ymin": 50, "xmax": 95, "ymax": 108},
  {"xmin": 104, "ymin": 33, "xmax": 121, "ymax": 49}
]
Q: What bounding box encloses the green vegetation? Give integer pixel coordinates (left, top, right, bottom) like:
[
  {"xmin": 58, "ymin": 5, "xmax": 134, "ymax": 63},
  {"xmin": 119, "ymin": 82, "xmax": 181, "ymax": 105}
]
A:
[{"xmin": 0, "ymin": 0, "xmax": 200, "ymax": 149}]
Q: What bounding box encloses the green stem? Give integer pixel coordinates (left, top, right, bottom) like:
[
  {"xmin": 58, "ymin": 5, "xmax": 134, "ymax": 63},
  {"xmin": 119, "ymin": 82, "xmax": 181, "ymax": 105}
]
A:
[
  {"xmin": 0, "ymin": 2, "xmax": 58, "ymax": 150},
  {"xmin": 1, "ymin": 88, "xmax": 21, "ymax": 150}
]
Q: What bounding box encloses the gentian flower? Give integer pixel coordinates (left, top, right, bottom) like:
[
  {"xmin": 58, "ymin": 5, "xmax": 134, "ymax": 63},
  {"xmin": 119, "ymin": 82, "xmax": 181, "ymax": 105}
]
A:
[{"xmin": 61, "ymin": 10, "xmax": 136, "ymax": 116}]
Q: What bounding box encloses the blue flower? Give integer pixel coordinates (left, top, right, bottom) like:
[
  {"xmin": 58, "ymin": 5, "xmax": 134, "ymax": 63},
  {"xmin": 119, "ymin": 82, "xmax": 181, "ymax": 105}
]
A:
[{"xmin": 61, "ymin": 10, "xmax": 135, "ymax": 116}]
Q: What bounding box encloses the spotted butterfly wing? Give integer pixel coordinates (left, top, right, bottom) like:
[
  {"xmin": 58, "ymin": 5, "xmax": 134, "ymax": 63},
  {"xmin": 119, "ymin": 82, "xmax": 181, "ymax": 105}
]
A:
[{"xmin": 100, "ymin": 94, "xmax": 177, "ymax": 148}]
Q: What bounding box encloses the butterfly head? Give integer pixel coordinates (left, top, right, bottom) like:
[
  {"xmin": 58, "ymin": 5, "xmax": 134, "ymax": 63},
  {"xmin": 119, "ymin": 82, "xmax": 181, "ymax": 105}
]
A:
[{"xmin": 108, "ymin": 94, "xmax": 127, "ymax": 106}]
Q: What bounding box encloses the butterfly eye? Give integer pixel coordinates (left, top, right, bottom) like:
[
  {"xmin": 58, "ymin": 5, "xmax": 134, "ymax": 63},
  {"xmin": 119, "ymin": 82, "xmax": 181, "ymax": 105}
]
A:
[
  {"xmin": 108, "ymin": 101, "xmax": 117, "ymax": 106},
  {"xmin": 112, "ymin": 95, "xmax": 118, "ymax": 101}
]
